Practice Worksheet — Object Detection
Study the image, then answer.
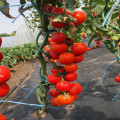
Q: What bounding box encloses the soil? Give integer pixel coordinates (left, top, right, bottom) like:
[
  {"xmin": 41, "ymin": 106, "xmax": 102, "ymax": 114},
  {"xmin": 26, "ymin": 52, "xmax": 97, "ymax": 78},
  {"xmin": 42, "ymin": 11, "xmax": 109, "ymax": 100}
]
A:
[{"xmin": 0, "ymin": 60, "xmax": 38, "ymax": 113}]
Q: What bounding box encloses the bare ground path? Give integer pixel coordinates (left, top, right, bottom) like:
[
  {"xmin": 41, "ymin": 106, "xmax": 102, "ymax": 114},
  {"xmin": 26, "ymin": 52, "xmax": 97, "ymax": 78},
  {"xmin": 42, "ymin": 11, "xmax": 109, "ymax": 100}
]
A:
[{"xmin": 1, "ymin": 46, "xmax": 120, "ymax": 120}]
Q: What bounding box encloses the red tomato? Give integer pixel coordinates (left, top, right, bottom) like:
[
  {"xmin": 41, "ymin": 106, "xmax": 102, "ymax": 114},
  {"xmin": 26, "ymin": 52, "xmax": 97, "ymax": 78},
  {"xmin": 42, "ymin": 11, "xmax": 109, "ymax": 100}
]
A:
[
  {"xmin": 51, "ymin": 97, "xmax": 58, "ymax": 106},
  {"xmin": 50, "ymin": 43, "xmax": 68, "ymax": 54},
  {"xmin": 72, "ymin": 11, "xmax": 86, "ymax": 26},
  {"xmin": 55, "ymin": 97, "xmax": 64, "ymax": 106},
  {"xmin": 44, "ymin": 48, "xmax": 51, "ymax": 53},
  {"xmin": 73, "ymin": 94, "xmax": 78, "ymax": 101},
  {"xmin": 43, "ymin": 4, "xmax": 56, "ymax": 13},
  {"xmin": 51, "ymin": 67, "xmax": 65, "ymax": 74},
  {"xmin": 0, "ymin": 114, "xmax": 6, "ymax": 120},
  {"xmin": 115, "ymin": 75, "xmax": 120, "ymax": 82},
  {"xmin": 56, "ymin": 81, "xmax": 71, "ymax": 92},
  {"xmin": 51, "ymin": 32, "xmax": 66, "ymax": 43},
  {"xmin": 73, "ymin": 55, "xmax": 84, "ymax": 63},
  {"xmin": 0, "ymin": 37, "xmax": 2, "ymax": 47},
  {"xmin": 64, "ymin": 72, "xmax": 78, "ymax": 81},
  {"xmin": 69, "ymin": 83, "xmax": 82, "ymax": 95},
  {"xmin": 49, "ymin": 51, "xmax": 59, "ymax": 59},
  {"xmin": 0, "ymin": 66, "xmax": 11, "ymax": 85},
  {"xmin": 0, "ymin": 83, "xmax": 10, "ymax": 97},
  {"xmin": 51, "ymin": 7, "xmax": 63, "ymax": 14},
  {"xmin": 50, "ymin": 18, "xmax": 67, "ymax": 28},
  {"xmin": 93, "ymin": 13, "xmax": 98, "ymax": 16},
  {"xmin": 47, "ymin": 73, "xmax": 61, "ymax": 84},
  {"xmin": 87, "ymin": 48, "xmax": 92, "ymax": 51},
  {"xmin": 59, "ymin": 52, "xmax": 75, "ymax": 64},
  {"xmin": 65, "ymin": 37, "xmax": 74, "ymax": 44},
  {"xmin": 49, "ymin": 88, "xmax": 60, "ymax": 97},
  {"xmin": 64, "ymin": 63, "xmax": 78, "ymax": 73},
  {"xmin": 0, "ymin": 52, "xmax": 3, "ymax": 62},
  {"xmin": 71, "ymin": 43, "xmax": 87, "ymax": 56},
  {"xmin": 57, "ymin": 94, "xmax": 74, "ymax": 105}
]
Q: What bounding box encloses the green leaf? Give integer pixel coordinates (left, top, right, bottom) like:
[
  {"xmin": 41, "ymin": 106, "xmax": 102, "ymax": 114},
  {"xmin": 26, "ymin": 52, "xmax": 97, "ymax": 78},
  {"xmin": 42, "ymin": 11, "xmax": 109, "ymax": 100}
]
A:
[
  {"xmin": 111, "ymin": 10, "xmax": 119, "ymax": 19},
  {"xmin": 0, "ymin": 0, "xmax": 14, "ymax": 19},
  {"xmin": 52, "ymin": 14, "xmax": 63, "ymax": 22},
  {"xmin": 94, "ymin": 22, "xmax": 109, "ymax": 32},
  {"xmin": 93, "ymin": 0, "xmax": 105, "ymax": 5},
  {"xmin": 63, "ymin": 0, "xmax": 76, "ymax": 11},
  {"xmin": 103, "ymin": 40, "xmax": 117, "ymax": 53},
  {"xmin": 88, "ymin": 34, "xmax": 97, "ymax": 47}
]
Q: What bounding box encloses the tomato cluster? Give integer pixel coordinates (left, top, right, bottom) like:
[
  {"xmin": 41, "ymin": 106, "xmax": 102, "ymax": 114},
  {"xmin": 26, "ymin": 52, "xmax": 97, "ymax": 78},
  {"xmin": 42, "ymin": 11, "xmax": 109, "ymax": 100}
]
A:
[
  {"xmin": 45, "ymin": 32, "xmax": 87, "ymax": 106},
  {"xmin": 43, "ymin": 4, "xmax": 86, "ymax": 28},
  {"xmin": 0, "ymin": 37, "xmax": 11, "ymax": 98}
]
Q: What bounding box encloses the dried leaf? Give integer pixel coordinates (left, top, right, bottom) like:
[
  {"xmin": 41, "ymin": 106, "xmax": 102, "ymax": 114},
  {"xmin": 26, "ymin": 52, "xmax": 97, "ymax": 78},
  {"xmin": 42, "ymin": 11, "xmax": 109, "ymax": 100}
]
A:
[{"xmin": 0, "ymin": 0, "xmax": 14, "ymax": 19}]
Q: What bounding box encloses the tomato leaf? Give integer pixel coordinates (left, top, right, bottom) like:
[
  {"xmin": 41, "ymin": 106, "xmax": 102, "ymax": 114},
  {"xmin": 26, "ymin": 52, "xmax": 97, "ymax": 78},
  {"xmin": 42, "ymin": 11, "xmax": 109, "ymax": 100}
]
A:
[
  {"xmin": 88, "ymin": 34, "xmax": 97, "ymax": 47},
  {"xmin": 63, "ymin": 0, "xmax": 76, "ymax": 11},
  {"xmin": 103, "ymin": 40, "xmax": 117, "ymax": 53},
  {"xmin": 94, "ymin": 22, "xmax": 109, "ymax": 32},
  {"xmin": 0, "ymin": 0, "xmax": 15, "ymax": 19},
  {"xmin": 93, "ymin": 0, "xmax": 105, "ymax": 5}
]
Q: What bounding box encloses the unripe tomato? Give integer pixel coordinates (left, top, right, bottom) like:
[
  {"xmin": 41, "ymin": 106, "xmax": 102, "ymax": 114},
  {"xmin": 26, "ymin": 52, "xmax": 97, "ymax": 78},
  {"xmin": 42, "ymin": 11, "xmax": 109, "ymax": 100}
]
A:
[
  {"xmin": 50, "ymin": 18, "xmax": 67, "ymax": 28},
  {"xmin": 0, "ymin": 114, "xmax": 6, "ymax": 120},
  {"xmin": 73, "ymin": 55, "xmax": 84, "ymax": 63},
  {"xmin": 59, "ymin": 52, "xmax": 75, "ymax": 64},
  {"xmin": 50, "ymin": 43, "xmax": 68, "ymax": 54},
  {"xmin": 56, "ymin": 81, "xmax": 71, "ymax": 92},
  {"xmin": 106, "ymin": 31, "xmax": 114, "ymax": 37},
  {"xmin": 0, "ymin": 37, "xmax": 2, "ymax": 47},
  {"xmin": 51, "ymin": 32, "xmax": 66, "ymax": 43},
  {"xmin": 110, "ymin": 36, "xmax": 119, "ymax": 41},
  {"xmin": 49, "ymin": 51, "xmax": 59, "ymax": 59},
  {"xmin": 57, "ymin": 94, "xmax": 74, "ymax": 105},
  {"xmin": 64, "ymin": 63, "xmax": 78, "ymax": 73},
  {"xmin": 51, "ymin": 67, "xmax": 65, "ymax": 74},
  {"xmin": 72, "ymin": 11, "xmax": 86, "ymax": 26},
  {"xmin": 47, "ymin": 73, "xmax": 61, "ymax": 84},
  {"xmin": 0, "ymin": 83, "xmax": 10, "ymax": 97},
  {"xmin": 64, "ymin": 72, "xmax": 78, "ymax": 81},
  {"xmin": 69, "ymin": 83, "xmax": 82, "ymax": 95},
  {"xmin": 115, "ymin": 75, "xmax": 120, "ymax": 82},
  {"xmin": 0, "ymin": 52, "xmax": 3, "ymax": 62},
  {"xmin": 71, "ymin": 43, "xmax": 87, "ymax": 56},
  {"xmin": 51, "ymin": 97, "xmax": 58, "ymax": 106},
  {"xmin": 0, "ymin": 66, "xmax": 11, "ymax": 85},
  {"xmin": 49, "ymin": 88, "xmax": 60, "ymax": 97}
]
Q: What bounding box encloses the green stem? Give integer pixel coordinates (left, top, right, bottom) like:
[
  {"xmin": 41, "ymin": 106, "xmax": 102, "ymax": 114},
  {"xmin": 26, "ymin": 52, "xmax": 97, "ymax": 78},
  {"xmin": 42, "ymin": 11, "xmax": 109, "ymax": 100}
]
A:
[{"xmin": 31, "ymin": 0, "xmax": 50, "ymax": 110}]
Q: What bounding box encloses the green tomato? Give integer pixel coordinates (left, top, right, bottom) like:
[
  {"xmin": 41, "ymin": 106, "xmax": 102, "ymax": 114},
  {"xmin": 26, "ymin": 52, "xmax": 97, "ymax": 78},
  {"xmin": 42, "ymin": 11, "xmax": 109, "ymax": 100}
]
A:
[
  {"xmin": 115, "ymin": 34, "xmax": 120, "ymax": 40},
  {"xmin": 106, "ymin": 31, "xmax": 114, "ymax": 37},
  {"xmin": 110, "ymin": 36, "xmax": 119, "ymax": 41}
]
